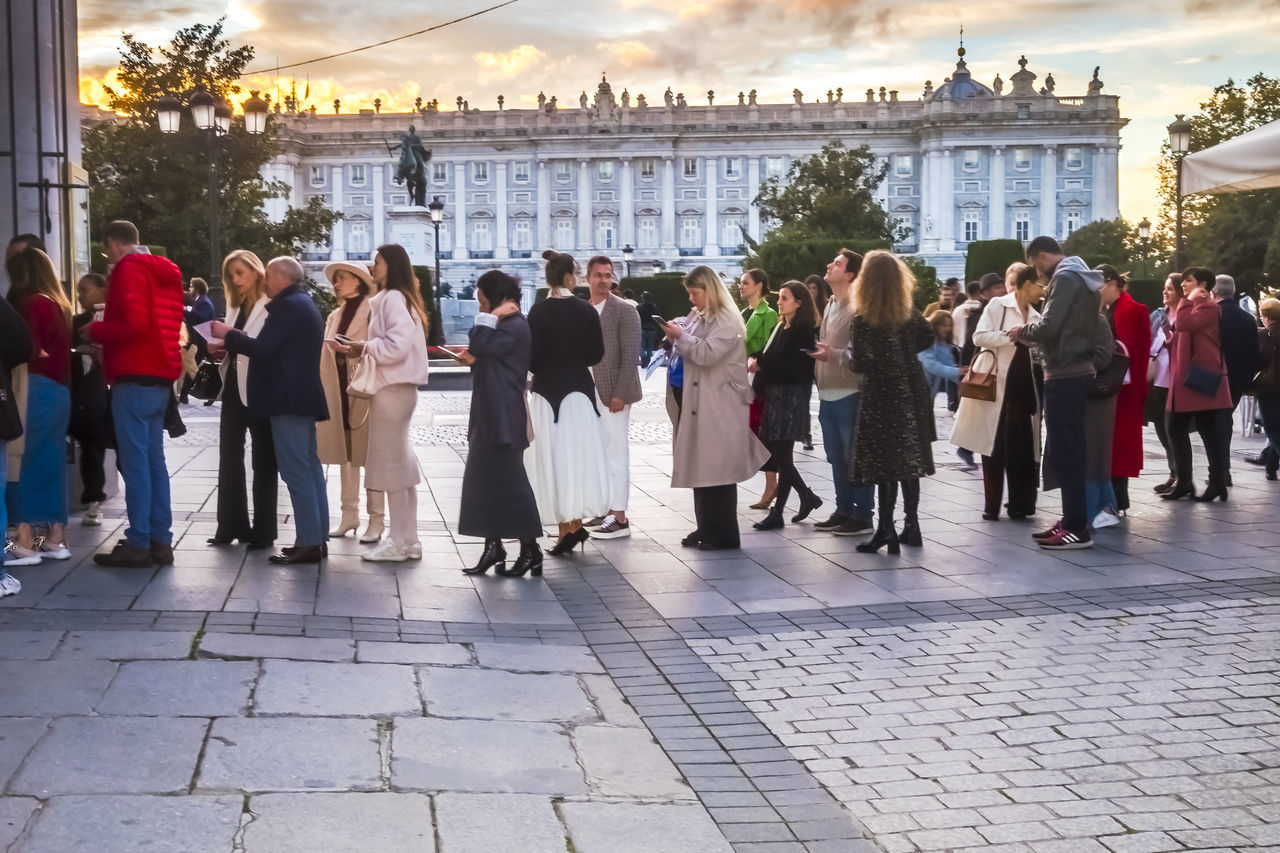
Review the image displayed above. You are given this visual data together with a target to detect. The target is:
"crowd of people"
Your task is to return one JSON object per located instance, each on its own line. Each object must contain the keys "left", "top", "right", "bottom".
{"left": 2, "top": 221, "right": 1277, "bottom": 593}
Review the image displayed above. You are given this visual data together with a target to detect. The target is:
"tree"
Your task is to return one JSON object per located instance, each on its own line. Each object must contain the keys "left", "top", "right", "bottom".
{"left": 753, "top": 142, "right": 897, "bottom": 243}
{"left": 1062, "top": 218, "right": 1132, "bottom": 268}
{"left": 1156, "top": 73, "right": 1280, "bottom": 293}
{"left": 82, "top": 20, "right": 337, "bottom": 287}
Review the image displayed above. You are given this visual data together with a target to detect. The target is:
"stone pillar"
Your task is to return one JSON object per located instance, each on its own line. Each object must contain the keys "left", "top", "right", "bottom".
{"left": 661, "top": 155, "right": 676, "bottom": 251}
{"left": 620, "top": 157, "right": 635, "bottom": 248}
{"left": 537, "top": 160, "right": 551, "bottom": 250}
{"left": 495, "top": 161, "right": 509, "bottom": 259}
{"left": 372, "top": 164, "right": 386, "bottom": 249}
{"left": 939, "top": 148, "right": 955, "bottom": 252}
{"left": 747, "top": 156, "right": 761, "bottom": 240}
{"left": 918, "top": 147, "right": 938, "bottom": 253}
{"left": 990, "top": 146, "right": 1006, "bottom": 240}
{"left": 577, "top": 158, "right": 592, "bottom": 251}
{"left": 330, "top": 166, "right": 346, "bottom": 260}
{"left": 703, "top": 156, "right": 719, "bottom": 256}
{"left": 1097, "top": 146, "right": 1120, "bottom": 222}
{"left": 454, "top": 162, "right": 468, "bottom": 257}
{"left": 1041, "top": 145, "right": 1058, "bottom": 238}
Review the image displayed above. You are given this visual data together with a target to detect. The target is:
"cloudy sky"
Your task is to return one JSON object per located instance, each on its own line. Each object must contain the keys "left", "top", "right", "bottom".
{"left": 78, "top": 0, "right": 1280, "bottom": 226}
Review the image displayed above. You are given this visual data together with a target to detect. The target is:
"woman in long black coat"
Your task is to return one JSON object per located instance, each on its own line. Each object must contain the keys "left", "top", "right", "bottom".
{"left": 457, "top": 270, "right": 543, "bottom": 577}
{"left": 847, "top": 251, "right": 936, "bottom": 554}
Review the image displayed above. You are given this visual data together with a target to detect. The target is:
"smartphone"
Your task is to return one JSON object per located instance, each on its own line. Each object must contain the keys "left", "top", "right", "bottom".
{"left": 652, "top": 314, "right": 668, "bottom": 326}
{"left": 437, "top": 346, "right": 468, "bottom": 362}
{"left": 334, "top": 333, "right": 354, "bottom": 345}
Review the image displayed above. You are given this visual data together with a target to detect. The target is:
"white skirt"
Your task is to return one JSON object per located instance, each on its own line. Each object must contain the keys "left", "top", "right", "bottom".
{"left": 524, "top": 391, "right": 610, "bottom": 525}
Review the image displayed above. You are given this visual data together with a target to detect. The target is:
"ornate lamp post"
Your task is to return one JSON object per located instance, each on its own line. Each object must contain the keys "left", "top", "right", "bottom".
{"left": 621, "top": 243, "right": 634, "bottom": 278}
{"left": 156, "top": 88, "right": 268, "bottom": 310}
{"left": 1137, "top": 216, "right": 1152, "bottom": 280}
{"left": 1167, "top": 114, "right": 1192, "bottom": 272}
{"left": 428, "top": 195, "right": 445, "bottom": 344}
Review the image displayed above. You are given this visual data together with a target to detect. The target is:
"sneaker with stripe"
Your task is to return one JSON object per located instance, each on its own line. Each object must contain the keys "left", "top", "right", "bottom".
{"left": 1038, "top": 528, "right": 1093, "bottom": 550}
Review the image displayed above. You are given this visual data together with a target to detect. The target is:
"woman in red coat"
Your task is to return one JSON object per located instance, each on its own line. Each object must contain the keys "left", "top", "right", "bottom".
{"left": 1163, "top": 267, "right": 1234, "bottom": 502}
{"left": 1099, "top": 266, "right": 1151, "bottom": 516}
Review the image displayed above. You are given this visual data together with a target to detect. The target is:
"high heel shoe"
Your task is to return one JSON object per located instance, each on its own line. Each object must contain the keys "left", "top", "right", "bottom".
{"left": 207, "top": 536, "right": 237, "bottom": 546}
{"left": 1160, "top": 483, "right": 1197, "bottom": 501}
{"left": 329, "top": 517, "right": 359, "bottom": 538}
{"left": 545, "top": 528, "right": 589, "bottom": 556}
{"left": 463, "top": 539, "right": 506, "bottom": 575}
{"left": 498, "top": 542, "right": 543, "bottom": 578}
{"left": 1194, "top": 483, "right": 1228, "bottom": 503}
{"left": 1153, "top": 477, "right": 1175, "bottom": 494}
{"left": 856, "top": 525, "right": 900, "bottom": 555}
{"left": 791, "top": 491, "right": 823, "bottom": 523}
{"left": 749, "top": 496, "right": 774, "bottom": 510}
{"left": 753, "top": 507, "right": 785, "bottom": 531}
{"left": 900, "top": 518, "right": 922, "bottom": 547}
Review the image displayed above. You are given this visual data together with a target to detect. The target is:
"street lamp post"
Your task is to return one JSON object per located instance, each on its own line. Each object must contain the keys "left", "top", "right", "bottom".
{"left": 1167, "top": 114, "right": 1192, "bottom": 272}
{"left": 156, "top": 88, "right": 268, "bottom": 312}
{"left": 1137, "top": 216, "right": 1152, "bottom": 280}
{"left": 428, "top": 195, "right": 445, "bottom": 345}
{"left": 621, "top": 243, "right": 634, "bottom": 279}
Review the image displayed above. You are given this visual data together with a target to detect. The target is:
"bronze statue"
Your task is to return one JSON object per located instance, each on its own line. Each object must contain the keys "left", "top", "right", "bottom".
{"left": 390, "top": 125, "right": 431, "bottom": 207}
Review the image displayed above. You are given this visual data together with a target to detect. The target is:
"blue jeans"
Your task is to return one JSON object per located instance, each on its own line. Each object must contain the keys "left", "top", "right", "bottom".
{"left": 818, "top": 394, "right": 875, "bottom": 522}
{"left": 1044, "top": 375, "right": 1092, "bottom": 536}
{"left": 112, "top": 383, "right": 173, "bottom": 548}
{"left": 270, "top": 415, "right": 329, "bottom": 547}
{"left": 1086, "top": 479, "right": 1117, "bottom": 522}
{"left": 18, "top": 374, "right": 70, "bottom": 525}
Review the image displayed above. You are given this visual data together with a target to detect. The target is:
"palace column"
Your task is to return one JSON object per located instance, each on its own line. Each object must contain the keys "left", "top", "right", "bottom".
{"left": 330, "top": 166, "right": 346, "bottom": 260}
{"left": 661, "top": 155, "right": 677, "bottom": 252}
{"left": 536, "top": 160, "right": 551, "bottom": 250}
{"left": 939, "top": 147, "right": 956, "bottom": 252}
{"left": 495, "top": 160, "right": 509, "bottom": 259}
{"left": 577, "top": 158, "right": 592, "bottom": 251}
{"left": 1041, "top": 145, "right": 1058, "bottom": 238}
{"left": 747, "top": 156, "right": 761, "bottom": 240}
{"left": 620, "top": 157, "right": 635, "bottom": 248}
{"left": 372, "top": 163, "right": 386, "bottom": 249}
{"left": 703, "top": 156, "right": 719, "bottom": 256}
{"left": 454, "top": 161, "right": 468, "bottom": 257}
{"left": 989, "top": 146, "right": 1006, "bottom": 240}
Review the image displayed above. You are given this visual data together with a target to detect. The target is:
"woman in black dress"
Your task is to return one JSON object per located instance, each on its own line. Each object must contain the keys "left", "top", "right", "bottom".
{"left": 457, "top": 270, "right": 543, "bottom": 577}
{"left": 524, "top": 251, "right": 609, "bottom": 556}
{"left": 847, "top": 251, "right": 936, "bottom": 554}
{"left": 750, "top": 281, "right": 822, "bottom": 530}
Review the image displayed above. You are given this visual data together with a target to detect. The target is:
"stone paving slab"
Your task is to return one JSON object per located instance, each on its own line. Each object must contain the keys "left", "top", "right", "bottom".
{"left": 0, "top": 660, "right": 117, "bottom": 716}
{"left": 254, "top": 660, "right": 421, "bottom": 716}
{"left": 198, "top": 632, "right": 355, "bottom": 662}
{"left": 54, "top": 629, "right": 196, "bottom": 659}
{"left": 433, "top": 792, "right": 568, "bottom": 853}
{"left": 356, "top": 640, "right": 472, "bottom": 665}
{"left": 198, "top": 717, "right": 382, "bottom": 792}
{"left": 471, "top": 640, "right": 604, "bottom": 673}
{"left": 0, "top": 720, "right": 49, "bottom": 788}
{"left": 0, "top": 797, "right": 37, "bottom": 849}
{"left": 13, "top": 794, "right": 241, "bottom": 853}
{"left": 572, "top": 723, "right": 695, "bottom": 799}
{"left": 391, "top": 717, "right": 587, "bottom": 794}
{"left": 243, "top": 792, "right": 435, "bottom": 852}
{"left": 95, "top": 660, "right": 256, "bottom": 716}
{"left": 419, "top": 666, "right": 596, "bottom": 723}
{"left": 560, "top": 802, "right": 735, "bottom": 853}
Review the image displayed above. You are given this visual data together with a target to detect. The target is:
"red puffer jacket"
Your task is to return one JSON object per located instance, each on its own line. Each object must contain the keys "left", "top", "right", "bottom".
{"left": 90, "top": 252, "right": 184, "bottom": 384}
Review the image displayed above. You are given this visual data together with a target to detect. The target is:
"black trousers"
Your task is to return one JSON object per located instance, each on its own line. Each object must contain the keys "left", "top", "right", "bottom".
{"left": 981, "top": 404, "right": 1039, "bottom": 517}
{"left": 766, "top": 439, "right": 810, "bottom": 511}
{"left": 1167, "top": 408, "right": 1231, "bottom": 489}
{"left": 1043, "top": 375, "right": 1092, "bottom": 535}
{"left": 693, "top": 484, "right": 739, "bottom": 549}
{"left": 1148, "top": 386, "right": 1175, "bottom": 479}
{"left": 77, "top": 433, "right": 108, "bottom": 504}
{"left": 216, "top": 388, "right": 279, "bottom": 543}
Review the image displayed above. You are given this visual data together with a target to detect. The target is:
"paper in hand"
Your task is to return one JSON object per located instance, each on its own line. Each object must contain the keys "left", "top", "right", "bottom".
{"left": 192, "top": 320, "right": 223, "bottom": 346}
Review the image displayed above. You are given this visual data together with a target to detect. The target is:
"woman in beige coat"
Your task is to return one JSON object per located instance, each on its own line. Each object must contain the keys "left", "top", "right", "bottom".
{"left": 319, "top": 262, "right": 385, "bottom": 542}
{"left": 952, "top": 264, "right": 1045, "bottom": 520}
{"left": 661, "top": 266, "right": 770, "bottom": 551}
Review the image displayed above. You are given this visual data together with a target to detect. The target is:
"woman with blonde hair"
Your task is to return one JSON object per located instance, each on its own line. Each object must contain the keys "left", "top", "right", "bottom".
{"left": 846, "top": 250, "right": 935, "bottom": 554}
{"left": 1004, "top": 261, "right": 1028, "bottom": 294}
{"left": 208, "top": 249, "right": 278, "bottom": 550}
{"left": 660, "top": 266, "right": 770, "bottom": 550}
{"left": 318, "top": 261, "right": 384, "bottom": 543}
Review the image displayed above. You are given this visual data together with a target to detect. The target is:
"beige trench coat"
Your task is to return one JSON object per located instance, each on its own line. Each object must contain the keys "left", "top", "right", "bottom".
{"left": 950, "top": 292, "right": 1042, "bottom": 458}
{"left": 665, "top": 309, "right": 770, "bottom": 489}
{"left": 318, "top": 297, "right": 372, "bottom": 466}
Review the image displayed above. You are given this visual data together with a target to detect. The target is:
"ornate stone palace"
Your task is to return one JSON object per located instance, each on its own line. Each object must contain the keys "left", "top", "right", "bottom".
{"left": 260, "top": 49, "right": 1126, "bottom": 285}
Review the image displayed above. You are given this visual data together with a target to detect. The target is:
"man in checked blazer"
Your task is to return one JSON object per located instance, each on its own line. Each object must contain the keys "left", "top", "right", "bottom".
{"left": 584, "top": 255, "right": 643, "bottom": 538}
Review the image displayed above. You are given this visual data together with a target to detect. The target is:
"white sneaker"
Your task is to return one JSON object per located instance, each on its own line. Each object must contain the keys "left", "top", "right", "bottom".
{"left": 405, "top": 542, "right": 423, "bottom": 560}
{"left": 3, "top": 544, "right": 41, "bottom": 566}
{"left": 1091, "top": 509, "right": 1121, "bottom": 529}
{"left": 0, "top": 573, "right": 20, "bottom": 597}
{"left": 362, "top": 539, "right": 409, "bottom": 562}
{"left": 37, "top": 539, "right": 72, "bottom": 561}
{"left": 83, "top": 502, "right": 102, "bottom": 526}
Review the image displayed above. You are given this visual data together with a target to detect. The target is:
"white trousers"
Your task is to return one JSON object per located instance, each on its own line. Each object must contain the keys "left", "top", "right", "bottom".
{"left": 599, "top": 404, "right": 631, "bottom": 512}
{"left": 338, "top": 463, "right": 385, "bottom": 527}
{"left": 387, "top": 486, "right": 419, "bottom": 547}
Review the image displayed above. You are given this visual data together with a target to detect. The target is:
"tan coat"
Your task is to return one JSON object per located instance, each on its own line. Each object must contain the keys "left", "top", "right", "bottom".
{"left": 951, "top": 292, "right": 1042, "bottom": 458}
{"left": 666, "top": 309, "right": 770, "bottom": 489}
{"left": 318, "top": 297, "right": 372, "bottom": 466}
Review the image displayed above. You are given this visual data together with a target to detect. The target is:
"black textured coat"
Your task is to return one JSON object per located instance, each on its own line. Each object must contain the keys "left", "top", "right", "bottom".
{"left": 847, "top": 310, "right": 936, "bottom": 483}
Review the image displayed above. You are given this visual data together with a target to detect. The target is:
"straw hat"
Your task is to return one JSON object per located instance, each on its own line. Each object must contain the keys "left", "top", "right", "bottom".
{"left": 324, "top": 261, "right": 375, "bottom": 292}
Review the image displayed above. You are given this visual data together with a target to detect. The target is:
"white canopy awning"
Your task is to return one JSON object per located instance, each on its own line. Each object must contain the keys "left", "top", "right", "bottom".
{"left": 1181, "top": 119, "right": 1280, "bottom": 196}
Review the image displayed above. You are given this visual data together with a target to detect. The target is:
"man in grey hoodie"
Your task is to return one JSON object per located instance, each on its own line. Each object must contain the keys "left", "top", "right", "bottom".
{"left": 1007, "top": 236, "right": 1104, "bottom": 550}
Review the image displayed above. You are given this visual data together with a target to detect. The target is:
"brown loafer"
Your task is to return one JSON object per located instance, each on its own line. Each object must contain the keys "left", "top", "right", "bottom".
{"left": 268, "top": 545, "right": 324, "bottom": 564}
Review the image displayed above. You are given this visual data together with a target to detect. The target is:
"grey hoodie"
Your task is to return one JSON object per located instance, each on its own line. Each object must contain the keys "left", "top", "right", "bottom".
{"left": 1015, "top": 255, "right": 1103, "bottom": 375}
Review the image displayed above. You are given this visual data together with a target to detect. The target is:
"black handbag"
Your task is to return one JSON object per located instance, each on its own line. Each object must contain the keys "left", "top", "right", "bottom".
{"left": 1182, "top": 333, "right": 1224, "bottom": 397}
{"left": 189, "top": 361, "right": 223, "bottom": 401}
{"left": 0, "top": 377, "right": 21, "bottom": 441}
{"left": 1089, "top": 341, "right": 1131, "bottom": 399}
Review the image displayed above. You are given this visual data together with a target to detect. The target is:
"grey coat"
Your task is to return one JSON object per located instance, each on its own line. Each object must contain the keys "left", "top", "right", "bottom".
{"left": 666, "top": 309, "right": 770, "bottom": 489}
{"left": 592, "top": 293, "right": 643, "bottom": 405}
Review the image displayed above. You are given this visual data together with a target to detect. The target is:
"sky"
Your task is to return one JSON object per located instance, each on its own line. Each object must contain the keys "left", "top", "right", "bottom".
{"left": 77, "top": 0, "right": 1280, "bottom": 228}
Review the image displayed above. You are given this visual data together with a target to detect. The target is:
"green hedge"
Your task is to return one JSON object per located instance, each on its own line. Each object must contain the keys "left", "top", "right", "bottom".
{"left": 89, "top": 242, "right": 168, "bottom": 275}
{"left": 964, "top": 239, "right": 1025, "bottom": 283}
{"left": 745, "top": 237, "right": 890, "bottom": 289}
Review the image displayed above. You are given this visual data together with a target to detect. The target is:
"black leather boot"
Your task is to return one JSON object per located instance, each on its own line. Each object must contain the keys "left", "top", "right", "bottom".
{"left": 464, "top": 539, "right": 507, "bottom": 575}
{"left": 498, "top": 540, "right": 543, "bottom": 577}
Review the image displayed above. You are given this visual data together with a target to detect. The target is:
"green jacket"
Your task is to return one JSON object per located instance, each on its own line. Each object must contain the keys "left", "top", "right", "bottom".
{"left": 743, "top": 300, "right": 779, "bottom": 357}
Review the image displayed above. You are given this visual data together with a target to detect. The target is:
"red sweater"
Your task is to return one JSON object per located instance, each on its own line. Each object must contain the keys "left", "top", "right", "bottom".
{"left": 89, "top": 252, "right": 184, "bottom": 384}
{"left": 18, "top": 294, "right": 71, "bottom": 385}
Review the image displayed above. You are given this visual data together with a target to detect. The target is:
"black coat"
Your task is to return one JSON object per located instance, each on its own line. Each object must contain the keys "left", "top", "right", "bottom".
{"left": 1219, "top": 298, "right": 1260, "bottom": 401}
{"left": 0, "top": 296, "right": 33, "bottom": 379}
{"left": 467, "top": 313, "right": 532, "bottom": 449}
{"left": 225, "top": 283, "right": 329, "bottom": 421}
{"left": 70, "top": 311, "right": 109, "bottom": 441}
{"left": 753, "top": 323, "right": 816, "bottom": 391}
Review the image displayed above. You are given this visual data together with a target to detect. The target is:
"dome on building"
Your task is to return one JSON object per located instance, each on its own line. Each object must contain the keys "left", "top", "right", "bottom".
{"left": 931, "top": 48, "right": 994, "bottom": 101}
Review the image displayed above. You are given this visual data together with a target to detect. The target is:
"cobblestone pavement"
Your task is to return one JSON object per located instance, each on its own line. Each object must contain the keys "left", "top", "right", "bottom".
{"left": 0, "top": 375, "right": 1277, "bottom": 851}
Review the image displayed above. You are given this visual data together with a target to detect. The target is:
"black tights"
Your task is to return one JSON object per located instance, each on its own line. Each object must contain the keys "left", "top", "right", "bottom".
{"left": 767, "top": 439, "right": 811, "bottom": 511}
{"left": 875, "top": 478, "right": 920, "bottom": 530}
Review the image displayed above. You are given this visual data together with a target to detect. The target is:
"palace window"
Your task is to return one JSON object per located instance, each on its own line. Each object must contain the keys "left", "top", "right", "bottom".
{"left": 1014, "top": 148, "right": 1032, "bottom": 171}
{"left": 893, "top": 154, "right": 913, "bottom": 177}
{"left": 962, "top": 150, "right": 980, "bottom": 172}
{"left": 597, "top": 219, "right": 617, "bottom": 250}
{"left": 680, "top": 217, "right": 701, "bottom": 249}
{"left": 639, "top": 158, "right": 656, "bottom": 180}
{"left": 513, "top": 161, "right": 530, "bottom": 183}
{"left": 963, "top": 211, "right": 981, "bottom": 243}
{"left": 894, "top": 185, "right": 914, "bottom": 197}
{"left": 961, "top": 181, "right": 981, "bottom": 193}
{"left": 1013, "top": 180, "right": 1033, "bottom": 193}
{"left": 471, "top": 220, "right": 492, "bottom": 251}
{"left": 555, "top": 161, "right": 572, "bottom": 182}
{"left": 1065, "top": 210, "right": 1083, "bottom": 237}
{"left": 349, "top": 164, "right": 366, "bottom": 186}
{"left": 893, "top": 216, "right": 913, "bottom": 244}
{"left": 555, "top": 218, "right": 575, "bottom": 250}
{"left": 765, "top": 156, "right": 785, "bottom": 179}
{"left": 511, "top": 219, "right": 532, "bottom": 251}
{"left": 1064, "top": 179, "right": 1084, "bottom": 190}
{"left": 1065, "top": 147, "right": 1084, "bottom": 170}
{"left": 1016, "top": 103, "right": 1031, "bottom": 119}
{"left": 433, "top": 162, "right": 448, "bottom": 183}
{"left": 309, "top": 166, "right": 325, "bottom": 187}
{"left": 682, "top": 157, "right": 699, "bottom": 179}
{"left": 638, "top": 217, "right": 658, "bottom": 249}
{"left": 1014, "top": 211, "right": 1032, "bottom": 242}
{"left": 724, "top": 157, "right": 741, "bottom": 179}
{"left": 348, "top": 222, "right": 369, "bottom": 255}
{"left": 721, "top": 217, "right": 744, "bottom": 249}
{"left": 598, "top": 161, "right": 615, "bottom": 182}
{"left": 472, "top": 162, "right": 489, "bottom": 183}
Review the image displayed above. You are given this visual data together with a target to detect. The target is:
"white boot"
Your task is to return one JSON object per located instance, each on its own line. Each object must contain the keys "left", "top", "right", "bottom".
{"left": 361, "top": 488, "right": 386, "bottom": 543}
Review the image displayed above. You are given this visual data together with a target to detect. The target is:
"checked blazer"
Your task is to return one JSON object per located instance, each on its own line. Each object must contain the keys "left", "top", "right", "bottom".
{"left": 591, "top": 293, "right": 643, "bottom": 406}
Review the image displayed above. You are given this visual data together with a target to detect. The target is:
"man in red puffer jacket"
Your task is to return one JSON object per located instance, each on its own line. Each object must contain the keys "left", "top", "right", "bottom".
{"left": 84, "top": 220, "right": 184, "bottom": 568}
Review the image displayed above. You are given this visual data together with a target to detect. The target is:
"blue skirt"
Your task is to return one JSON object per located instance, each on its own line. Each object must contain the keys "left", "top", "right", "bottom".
{"left": 18, "top": 374, "right": 70, "bottom": 525}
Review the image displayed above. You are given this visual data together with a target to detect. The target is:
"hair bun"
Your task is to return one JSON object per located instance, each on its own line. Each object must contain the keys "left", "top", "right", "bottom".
{"left": 541, "top": 249, "right": 559, "bottom": 262}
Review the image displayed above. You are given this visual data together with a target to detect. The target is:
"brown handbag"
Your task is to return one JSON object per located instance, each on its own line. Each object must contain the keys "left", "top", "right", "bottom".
{"left": 959, "top": 349, "right": 998, "bottom": 402}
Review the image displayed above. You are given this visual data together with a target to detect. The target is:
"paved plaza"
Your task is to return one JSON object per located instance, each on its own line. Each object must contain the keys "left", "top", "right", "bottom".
{"left": 0, "top": 374, "right": 1277, "bottom": 852}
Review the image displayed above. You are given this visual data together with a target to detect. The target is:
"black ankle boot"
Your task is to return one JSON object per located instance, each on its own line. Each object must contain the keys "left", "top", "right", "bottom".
{"left": 900, "top": 517, "right": 922, "bottom": 547}
{"left": 463, "top": 539, "right": 506, "bottom": 575}
{"left": 856, "top": 523, "right": 900, "bottom": 555}
{"left": 498, "top": 540, "right": 543, "bottom": 577}
{"left": 791, "top": 490, "right": 823, "bottom": 523}
{"left": 753, "top": 507, "right": 785, "bottom": 531}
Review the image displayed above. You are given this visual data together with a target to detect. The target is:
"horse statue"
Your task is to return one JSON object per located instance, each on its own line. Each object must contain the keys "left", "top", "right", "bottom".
{"left": 391, "top": 125, "right": 431, "bottom": 207}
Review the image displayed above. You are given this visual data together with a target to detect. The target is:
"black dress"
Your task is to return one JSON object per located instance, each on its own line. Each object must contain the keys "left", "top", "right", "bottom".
{"left": 754, "top": 324, "right": 816, "bottom": 442}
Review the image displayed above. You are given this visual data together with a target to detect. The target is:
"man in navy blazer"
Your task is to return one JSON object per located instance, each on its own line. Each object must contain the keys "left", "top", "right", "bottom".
{"left": 212, "top": 257, "right": 330, "bottom": 564}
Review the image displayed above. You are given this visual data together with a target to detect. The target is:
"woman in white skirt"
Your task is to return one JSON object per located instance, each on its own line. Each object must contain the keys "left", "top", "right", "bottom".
{"left": 525, "top": 250, "right": 610, "bottom": 556}
{"left": 341, "top": 243, "right": 431, "bottom": 562}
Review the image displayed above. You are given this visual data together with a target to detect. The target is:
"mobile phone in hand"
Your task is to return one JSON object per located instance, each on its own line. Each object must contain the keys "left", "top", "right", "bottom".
{"left": 652, "top": 314, "right": 668, "bottom": 326}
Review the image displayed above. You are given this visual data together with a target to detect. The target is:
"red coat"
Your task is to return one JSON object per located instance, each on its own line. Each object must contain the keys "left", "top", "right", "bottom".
{"left": 89, "top": 252, "right": 184, "bottom": 384}
{"left": 1110, "top": 291, "right": 1152, "bottom": 477}
{"left": 1167, "top": 296, "right": 1233, "bottom": 413}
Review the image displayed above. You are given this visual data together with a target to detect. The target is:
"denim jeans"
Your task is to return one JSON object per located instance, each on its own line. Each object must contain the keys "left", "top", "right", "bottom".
{"left": 270, "top": 414, "right": 329, "bottom": 547}
{"left": 1043, "top": 375, "right": 1092, "bottom": 535}
{"left": 18, "top": 374, "right": 70, "bottom": 525}
{"left": 112, "top": 383, "right": 173, "bottom": 548}
{"left": 817, "top": 394, "right": 875, "bottom": 522}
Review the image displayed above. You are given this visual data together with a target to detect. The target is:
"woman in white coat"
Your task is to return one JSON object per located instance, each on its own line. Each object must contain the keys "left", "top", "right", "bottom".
{"left": 952, "top": 264, "right": 1045, "bottom": 520}
{"left": 209, "top": 250, "right": 277, "bottom": 549}
{"left": 341, "top": 244, "right": 431, "bottom": 562}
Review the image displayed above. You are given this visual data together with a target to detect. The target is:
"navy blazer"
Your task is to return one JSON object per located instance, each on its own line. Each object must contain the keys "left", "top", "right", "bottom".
{"left": 1219, "top": 298, "right": 1260, "bottom": 399}
{"left": 467, "top": 313, "right": 531, "bottom": 449}
{"left": 224, "top": 283, "right": 329, "bottom": 421}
